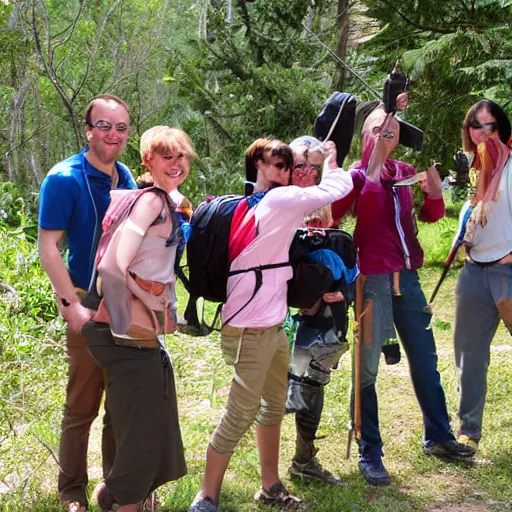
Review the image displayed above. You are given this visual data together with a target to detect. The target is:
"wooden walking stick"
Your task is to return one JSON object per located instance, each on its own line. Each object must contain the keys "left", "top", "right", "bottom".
{"left": 346, "top": 274, "right": 373, "bottom": 458}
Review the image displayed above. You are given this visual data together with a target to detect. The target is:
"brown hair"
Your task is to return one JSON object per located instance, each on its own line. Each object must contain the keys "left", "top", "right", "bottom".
{"left": 82, "top": 94, "right": 130, "bottom": 126}
{"left": 244, "top": 138, "right": 293, "bottom": 186}
{"left": 461, "top": 99, "right": 511, "bottom": 153}
{"left": 140, "top": 126, "right": 197, "bottom": 163}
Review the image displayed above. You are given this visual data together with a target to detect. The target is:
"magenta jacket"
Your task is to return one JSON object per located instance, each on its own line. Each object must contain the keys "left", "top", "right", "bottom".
{"left": 331, "top": 167, "right": 445, "bottom": 276}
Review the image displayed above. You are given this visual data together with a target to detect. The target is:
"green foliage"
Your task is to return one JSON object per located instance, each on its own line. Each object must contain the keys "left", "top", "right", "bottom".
{"left": 163, "top": 0, "right": 340, "bottom": 203}
{"left": 355, "top": 0, "right": 512, "bottom": 172}
{"left": 0, "top": 221, "right": 63, "bottom": 469}
{"left": 0, "top": 181, "right": 39, "bottom": 238}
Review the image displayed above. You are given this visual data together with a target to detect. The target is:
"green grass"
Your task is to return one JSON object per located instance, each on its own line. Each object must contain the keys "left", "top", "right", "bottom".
{"left": 1, "top": 218, "right": 512, "bottom": 511}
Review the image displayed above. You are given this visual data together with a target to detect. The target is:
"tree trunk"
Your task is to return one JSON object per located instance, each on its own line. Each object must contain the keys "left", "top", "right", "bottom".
{"left": 334, "top": 0, "right": 350, "bottom": 91}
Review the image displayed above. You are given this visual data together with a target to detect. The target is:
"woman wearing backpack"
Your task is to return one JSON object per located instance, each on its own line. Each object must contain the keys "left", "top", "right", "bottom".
{"left": 84, "top": 127, "right": 196, "bottom": 512}
{"left": 189, "top": 138, "right": 353, "bottom": 512}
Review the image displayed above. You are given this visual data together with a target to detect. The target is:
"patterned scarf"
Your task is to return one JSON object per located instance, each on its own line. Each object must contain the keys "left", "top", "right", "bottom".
{"left": 466, "top": 136, "right": 512, "bottom": 231}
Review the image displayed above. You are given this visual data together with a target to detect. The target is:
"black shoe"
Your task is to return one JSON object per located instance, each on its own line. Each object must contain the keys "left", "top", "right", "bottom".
{"left": 358, "top": 458, "right": 391, "bottom": 486}
{"left": 423, "top": 439, "right": 476, "bottom": 461}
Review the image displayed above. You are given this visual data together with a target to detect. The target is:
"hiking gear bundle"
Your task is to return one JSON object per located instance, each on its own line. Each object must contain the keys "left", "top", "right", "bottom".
{"left": 287, "top": 228, "right": 357, "bottom": 309}
{"left": 286, "top": 228, "right": 357, "bottom": 414}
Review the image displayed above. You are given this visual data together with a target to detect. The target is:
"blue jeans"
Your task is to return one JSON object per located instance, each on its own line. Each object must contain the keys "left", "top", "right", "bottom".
{"left": 359, "top": 270, "right": 455, "bottom": 460}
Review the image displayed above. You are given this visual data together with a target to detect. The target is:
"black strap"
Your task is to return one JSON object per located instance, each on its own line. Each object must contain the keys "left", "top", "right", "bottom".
{"left": 175, "top": 265, "right": 190, "bottom": 292}
{"left": 228, "top": 261, "right": 290, "bottom": 277}
{"left": 197, "top": 261, "right": 291, "bottom": 333}
{"left": 222, "top": 261, "right": 290, "bottom": 327}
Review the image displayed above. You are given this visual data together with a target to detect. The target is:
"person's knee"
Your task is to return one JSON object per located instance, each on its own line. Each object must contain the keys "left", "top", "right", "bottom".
{"left": 210, "top": 402, "right": 259, "bottom": 453}
{"left": 61, "top": 405, "right": 100, "bottom": 430}
{"left": 254, "top": 405, "right": 284, "bottom": 427}
{"left": 361, "top": 370, "right": 377, "bottom": 389}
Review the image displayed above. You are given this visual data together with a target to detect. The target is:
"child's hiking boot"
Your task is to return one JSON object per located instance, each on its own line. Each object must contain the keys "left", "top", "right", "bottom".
{"left": 254, "top": 480, "right": 303, "bottom": 510}
{"left": 289, "top": 456, "right": 345, "bottom": 486}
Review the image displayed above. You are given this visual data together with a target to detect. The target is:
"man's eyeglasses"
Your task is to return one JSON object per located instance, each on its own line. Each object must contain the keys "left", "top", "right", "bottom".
{"left": 469, "top": 121, "right": 497, "bottom": 132}
{"left": 293, "top": 162, "right": 322, "bottom": 174}
{"left": 87, "top": 120, "right": 129, "bottom": 133}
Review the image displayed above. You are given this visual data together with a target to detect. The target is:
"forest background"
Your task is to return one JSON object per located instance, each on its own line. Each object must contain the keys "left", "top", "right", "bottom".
{"left": 1, "top": 0, "right": 512, "bottom": 511}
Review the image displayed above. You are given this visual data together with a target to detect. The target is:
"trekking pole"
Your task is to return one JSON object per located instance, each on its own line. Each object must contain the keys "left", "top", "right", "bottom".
{"left": 302, "top": 24, "right": 381, "bottom": 100}
{"left": 346, "top": 274, "right": 371, "bottom": 458}
{"left": 426, "top": 203, "right": 473, "bottom": 313}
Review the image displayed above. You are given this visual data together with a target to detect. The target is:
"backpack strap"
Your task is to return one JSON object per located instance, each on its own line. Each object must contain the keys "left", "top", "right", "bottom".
{"left": 222, "top": 261, "right": 290, "bottom": 326}
{"left": 201, "top": 261, "right": 292, "bottom": 332}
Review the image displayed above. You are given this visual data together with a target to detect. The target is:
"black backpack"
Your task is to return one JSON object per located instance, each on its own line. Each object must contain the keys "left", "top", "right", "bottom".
{"left": 186, "top": 195, "right": 242, "bottom": 304}
{"left": 181, "top": 194, "right": 289, "bottom": 334}
{"left": 287, "top": 228, "right": 357, "bottom": 309}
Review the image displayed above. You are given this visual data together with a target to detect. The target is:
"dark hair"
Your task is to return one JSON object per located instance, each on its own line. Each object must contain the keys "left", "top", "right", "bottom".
{"left": 462, "top": 99, "right": 511, "bottom": 152}
{"left": 82, "top": 94, "right": 130, "bottom": 127}
{"left": 244, "top": 138, "right": 293, "bottom": 195}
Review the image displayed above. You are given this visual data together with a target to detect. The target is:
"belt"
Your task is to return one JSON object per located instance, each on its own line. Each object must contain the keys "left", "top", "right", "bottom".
{"left": 471, "top": 258, "right": 502, "bottom": 268}
{"left": 129, "top": 272, "right": 166, "bottom": 296}
{"left": 113, "top": 337, "right": 159, "bottom": 349}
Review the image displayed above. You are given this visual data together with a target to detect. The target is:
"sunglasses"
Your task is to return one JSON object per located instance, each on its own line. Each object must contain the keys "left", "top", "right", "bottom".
{"left": 88, "top": 120, "right": 129, "bottom": 133}
{"left": 293, "top": 162, "right": 322, "bottom": 174}
{"left": 469, "top": 121, "right": 497, "bottom": 131}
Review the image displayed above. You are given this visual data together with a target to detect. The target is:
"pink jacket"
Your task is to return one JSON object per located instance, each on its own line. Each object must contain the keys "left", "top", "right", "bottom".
{"left": 222, "top": 169, "right": 353, "bottom": 328}
{"left": 331, "top": 168, "right": 444, "bottom": 276}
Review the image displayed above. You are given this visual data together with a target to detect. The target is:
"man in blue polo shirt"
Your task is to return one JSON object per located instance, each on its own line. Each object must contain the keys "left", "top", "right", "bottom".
{"left": 38, "top": 95, "right": 136, "bottom": 512}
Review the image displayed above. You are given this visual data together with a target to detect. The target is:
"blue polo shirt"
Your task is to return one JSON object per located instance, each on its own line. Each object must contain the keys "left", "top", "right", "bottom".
{"left": 39, "top": 149, "right": 136, "bottom": 290}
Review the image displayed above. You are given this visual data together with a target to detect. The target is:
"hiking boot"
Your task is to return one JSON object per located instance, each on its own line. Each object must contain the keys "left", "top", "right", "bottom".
{"left": 423, "top": 439, "right": 476, "bottom": 461}
{"left": 254, "top": 480, "right": 303, "bottom": 510}
{"left": 188, "top": 496, "right": 218, "bottom": 512}
{"left": 358, "top": 457, "right": 391, "bottom": 486}
{"left": 457, "top": 434, "right": 479, "bottom": 452}
{"left": 289, "top": 457, "right": 345, "bottom": 486}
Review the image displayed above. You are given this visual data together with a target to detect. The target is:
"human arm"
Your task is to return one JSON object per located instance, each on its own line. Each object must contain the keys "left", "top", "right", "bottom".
{"left": 38, "top": 172, "right": 93, "bottom": 333}
{"left": 100, "top": 191, "right": 168, "bottom": 334}
{"left": 323, "top": 291, "right": 345, "bottom": 303}
{"left": 419, "top": 165, "right": 445, "bottom": 222}
{"left": 366, "top": 113, "right": 397, "bottom": 183}
{"left": 38, "top": 228, "right": 93, "bottom": 333}
{"left": 331, "top": 170, "right": 364, "bottom": 223}
{"left": 116, "top": 192, "right": 166, "bottom": 273}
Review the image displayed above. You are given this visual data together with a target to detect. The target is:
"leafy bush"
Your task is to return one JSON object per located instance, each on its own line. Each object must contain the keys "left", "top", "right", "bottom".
{"left": 0, "top": 222, "right": 64, "bottom": 449}
{"left": 0, "top": 181, "right": 39, "bottom": 240}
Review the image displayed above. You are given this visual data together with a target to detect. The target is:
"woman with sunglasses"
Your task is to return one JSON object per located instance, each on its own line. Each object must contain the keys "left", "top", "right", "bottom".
{"left": 453, "top": 100, "right": 512, "bottom": 451}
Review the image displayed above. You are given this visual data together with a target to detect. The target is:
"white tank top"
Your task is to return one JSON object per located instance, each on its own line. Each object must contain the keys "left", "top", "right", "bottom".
{"left": 469, "top": 156, "right": 512, "bottom": 262}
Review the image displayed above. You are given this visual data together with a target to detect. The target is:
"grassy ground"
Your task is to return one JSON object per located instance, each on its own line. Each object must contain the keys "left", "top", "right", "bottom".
{"left": 1, "top": 219, "right": 512, "bottom": 511}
